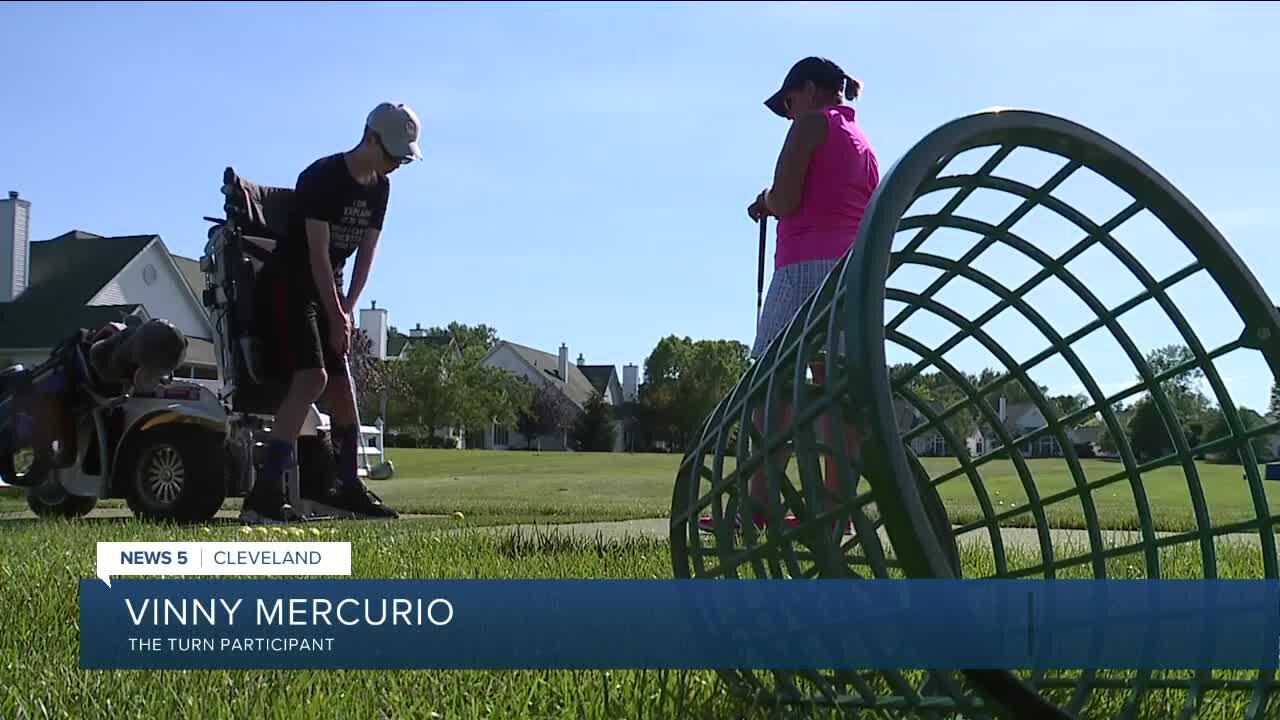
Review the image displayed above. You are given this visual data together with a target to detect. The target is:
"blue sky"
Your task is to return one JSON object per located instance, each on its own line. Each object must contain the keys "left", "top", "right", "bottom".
{"left": 2, "top": 1, "right": 1278, "bottom": 411}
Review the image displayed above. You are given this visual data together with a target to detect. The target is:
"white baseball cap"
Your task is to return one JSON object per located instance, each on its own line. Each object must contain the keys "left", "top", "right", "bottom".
{"left": 366, "top": 102, "right": 423, "bottom": 163}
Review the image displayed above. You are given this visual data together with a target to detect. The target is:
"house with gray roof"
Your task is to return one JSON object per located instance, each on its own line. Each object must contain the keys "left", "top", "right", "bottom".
{"left": 0, "top": 191, "right": 218, "bottom": 388}
{"left": 353, "top": 299, "right": 640, "bottom": 451}
{"left": 965, "top": 398, "right": 1101, "bottom": 459}
{"left": 480, "top": 340, "right": 638, "bottom": 451}
{"left": 893, "top": 394, "right": 1102, "bottom": 460}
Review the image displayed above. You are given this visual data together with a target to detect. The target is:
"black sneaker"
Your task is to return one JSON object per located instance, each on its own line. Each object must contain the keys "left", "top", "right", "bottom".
{"left": 239, "top": 487, "right": 300, "bottom": 525}
{"left": 327, "top": 483, "right": 399, "bottom": 519}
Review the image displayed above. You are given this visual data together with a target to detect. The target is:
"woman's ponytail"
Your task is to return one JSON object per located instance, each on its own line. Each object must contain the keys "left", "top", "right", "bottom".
{"left": 843, "top": 73, "right": 862, "bottom": 101}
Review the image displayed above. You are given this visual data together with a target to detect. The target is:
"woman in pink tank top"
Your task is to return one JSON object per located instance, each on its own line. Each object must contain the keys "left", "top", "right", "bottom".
{"left": 701, "top": 57, "right": 879, "bottom": 534}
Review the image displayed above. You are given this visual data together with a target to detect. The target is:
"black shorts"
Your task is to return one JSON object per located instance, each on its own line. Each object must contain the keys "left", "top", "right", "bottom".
{"left": 254, "top": 262, "right": 346, "bottom": 381}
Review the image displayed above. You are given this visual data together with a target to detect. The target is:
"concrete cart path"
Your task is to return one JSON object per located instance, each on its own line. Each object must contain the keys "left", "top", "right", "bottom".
{"left": 453, "top": 518, "right": 1280, "bottom": 553}
{"left": 4, "top": 508, "right": 1278, "bottom": 555}
{"left": 0, "top": 508, "right": 450, "bottom": 522}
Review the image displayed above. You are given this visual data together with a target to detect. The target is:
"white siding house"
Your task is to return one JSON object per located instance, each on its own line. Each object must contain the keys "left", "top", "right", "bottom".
{"left": 480, "top": 341, "right": 628, "bottom": 452}
{"left": 0, "top": 191, "right": 219, "bottom": 390}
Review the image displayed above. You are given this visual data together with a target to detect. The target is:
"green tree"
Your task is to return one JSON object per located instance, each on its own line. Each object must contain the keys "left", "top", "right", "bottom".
{"left": 1096, "top": 425, "right": 1117, "bottom": 456}
{"left": 637, "top": 335, "right": 690, "bottom": 449}
{"left": 516, "top": 379, "right": 577, "bottom": 450}
{"left": 445, "top": 344, "right": 531, "bottom": 445}
{"left": 674, "top": 339, "right": 750, "bottom": 445}
{"left": 423, "top": 322, "right": 499, "bottom": 353}
{"left": 1146, "top": 344, "right": 1204, "bottom": 393}
{"left": 390, "top": 342, "right": 454, "bottom": 444}
{"left": 1094, "top": 401, "right": 1134, "bottom": 456}
{"left": 573, "top": 391, "right": 617, "bottom": 452}
{"left": 970, "top": 367, "right": 1050, "bottom": 411}
{"left": 1127, "top": 395, "right": 1173, "bottom": 462}
{"left": 1109, "top": 346, "right": 1215, "bottom": 461}
{"left": 637, "top": 336, "right": 749, "bottom": 451}
{"left": 1269, "top": 382, "right": 1280, "bottom": 419}
{"left": 349, "top": 327, "right": 406, "bottom": 422}
{"left": 637, "top": 380, "right": 678, "bottom": 450}
{"left": 1145, "top": 344, "right": 1212, "bottom": 424}
{"left": 643, "top": 335, "right": 690, "bottom": 386}
{"left": 1203, "top": 407, "right": 1270, "bottom": 464}
{"left": 1050, "top": 393, "right": 1089, "bottom": 421}
{"left": 387, "top": 324, "right": 406, "bottom": 346}
{"left": 901, "top": 369, "right": 981, "bottom": 443}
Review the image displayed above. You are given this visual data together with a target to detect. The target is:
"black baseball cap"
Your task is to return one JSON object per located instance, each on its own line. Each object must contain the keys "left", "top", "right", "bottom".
{"left": 764, "top": 56, "right": 848, "bottom": 119}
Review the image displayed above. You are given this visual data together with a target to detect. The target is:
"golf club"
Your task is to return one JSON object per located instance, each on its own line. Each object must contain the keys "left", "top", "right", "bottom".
{"left": 757, "top": 214, "right": 767, "bottom": 325}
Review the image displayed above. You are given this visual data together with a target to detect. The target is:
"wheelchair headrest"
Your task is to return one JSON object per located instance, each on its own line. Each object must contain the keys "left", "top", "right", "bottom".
{"left": 222, "top": 166, "right": 296, "bottom": 240}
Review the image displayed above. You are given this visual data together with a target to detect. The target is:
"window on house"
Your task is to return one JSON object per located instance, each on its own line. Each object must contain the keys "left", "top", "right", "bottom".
{"left": 929, "top": 434, "right": 947, "bottom": 456}
{"left": 191, "top": 365, "right": 219, "bottom": 380}
{"left": 1039, "top": 436, "right": 1056, "bottom": 457}
{"left": 493, "top": 425, "right": 510, "bottom": 446}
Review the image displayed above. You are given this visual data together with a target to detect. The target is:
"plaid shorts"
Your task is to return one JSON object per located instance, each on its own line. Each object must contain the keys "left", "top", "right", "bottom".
{"left": 751, "top": 258, "right": 843, "bottom": 360}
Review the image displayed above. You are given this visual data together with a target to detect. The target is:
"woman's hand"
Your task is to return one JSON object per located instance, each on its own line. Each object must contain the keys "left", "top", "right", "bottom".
{"left": 747, "top": 189, "right": 772, "bottom": 222}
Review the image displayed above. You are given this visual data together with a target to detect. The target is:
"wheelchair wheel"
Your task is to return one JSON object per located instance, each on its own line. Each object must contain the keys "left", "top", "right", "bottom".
{"left": 26, "top": 489, "right": 96, "bottom": 519}
{"left": 123, "top": 425, "right": 226, "bottom": 523}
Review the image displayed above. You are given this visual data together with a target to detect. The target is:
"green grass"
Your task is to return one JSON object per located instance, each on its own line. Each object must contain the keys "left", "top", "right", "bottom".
{"left": 371, "top": 449, "right": 684, "bottom": 523}
{"left": 0, "top": 519, "right": 1277, "bottom": 719}
{"left": 4, "top": 450, "right": 1278, "bottom": 535}
{"left": 0, "top": 449, "right": 681, "bottom": 524}
{"left": 920, "top": 456, "right": 1280, "bottom": 534}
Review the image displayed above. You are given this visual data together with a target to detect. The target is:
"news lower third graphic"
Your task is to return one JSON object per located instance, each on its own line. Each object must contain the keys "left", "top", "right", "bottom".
{"left": 81, "top": 543, "right": 1280, "bottom": 671}
{"left": 94, "top": 541, "right": 352, "bottom": 586}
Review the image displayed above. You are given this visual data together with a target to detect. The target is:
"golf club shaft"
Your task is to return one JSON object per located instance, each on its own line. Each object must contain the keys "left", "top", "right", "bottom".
{"left": 757, "top": 215, "right": 767, "bottom": 324}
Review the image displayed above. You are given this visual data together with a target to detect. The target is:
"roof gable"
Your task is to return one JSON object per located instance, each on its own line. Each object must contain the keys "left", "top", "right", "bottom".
{"left": 499, "top": 341, "right": 598, "bottom": 408}
{"left": 0, "top": 232, "right": 155, "bottom": 348}
{"left": 578, "top": 364, "right": 620, "bottom": 399}
{"left": 172, "top": 255, "right": 206, "bottom": 304}
{"left": 29, "top": 231, "right": 155, "bottom": 303}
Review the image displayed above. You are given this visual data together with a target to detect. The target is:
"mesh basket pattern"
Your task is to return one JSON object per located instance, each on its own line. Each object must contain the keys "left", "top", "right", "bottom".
{"left": 670, "top": 109, "right": 1280, "bottom": 719}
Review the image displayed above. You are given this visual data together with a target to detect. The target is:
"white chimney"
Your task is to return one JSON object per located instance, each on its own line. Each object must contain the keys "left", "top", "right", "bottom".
{"left": 623, "top": 364, "right": 639, "bottom": 402}
{"left": 0, "top": 190, "right": 31, "bottom": 302}
{"left": 409, "top": 322, "right": 426, "bottom": 338}
{"left": 576, "top": 353, "right": 585, "bottom": 366}
{"left": 359, "top": 300, "right": 388, "bottom": 359}
{"left": 558, "top": 343, "right": 569, "bottom": 382}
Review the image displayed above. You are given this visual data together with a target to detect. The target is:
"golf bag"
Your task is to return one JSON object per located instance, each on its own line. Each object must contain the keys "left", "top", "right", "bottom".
{"left": 0, "top": 333, "right": 89, "bottom": 486}
{"left": 0, "top": 318, "right": 188, "bottom": 486}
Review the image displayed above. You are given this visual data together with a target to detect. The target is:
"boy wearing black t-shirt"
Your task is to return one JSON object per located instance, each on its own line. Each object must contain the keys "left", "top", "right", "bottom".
{"left": 243, "top": 102, "right": 422, "bottom": 525}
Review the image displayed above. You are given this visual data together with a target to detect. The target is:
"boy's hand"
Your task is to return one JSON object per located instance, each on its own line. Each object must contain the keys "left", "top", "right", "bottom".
{"left": 329, "top": 311, "right": 351, "bottom": 357}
